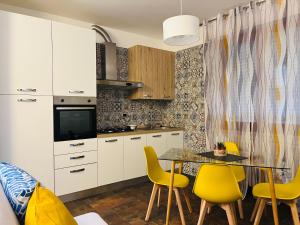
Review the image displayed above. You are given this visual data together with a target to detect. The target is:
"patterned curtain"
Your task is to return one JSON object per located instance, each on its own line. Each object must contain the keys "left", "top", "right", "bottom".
{"left": 204, "top": 0, "right": 300, "bottom": 185}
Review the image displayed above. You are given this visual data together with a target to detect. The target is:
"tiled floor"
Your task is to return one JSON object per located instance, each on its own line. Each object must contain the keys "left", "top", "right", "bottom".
{"left": 66, "top": 181, "right": 295, "bottom": 225}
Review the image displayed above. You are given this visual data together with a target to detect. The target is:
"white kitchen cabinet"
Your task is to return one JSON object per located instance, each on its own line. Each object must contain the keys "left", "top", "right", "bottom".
{"left": 124, "top": 135, "right": 147, "bottom": 180}
{"left": 0, "top": 95, "right": 54, "bottom": 190}
{"left": 146, "top": 133, "right": 168, "bottom": 170}
{"left": 166, "top": 131, "right": 184, "bottom": 149}
{"left": 52, "top": 21, "right": 96, "bottom": 97}
{"left": 55, "top": 163, "right": 97, "bottom": 196}
{"left": 54, "top": 138, "right": 97, "bottom": 156}
{"left": 165, "top": 131, "right": 184, "bottom": 170}
{"left": 98, "top": 137, "right": 124, "bottom": 186}
{"left": 0, "top": 10, "right": 52, "bottom": 95}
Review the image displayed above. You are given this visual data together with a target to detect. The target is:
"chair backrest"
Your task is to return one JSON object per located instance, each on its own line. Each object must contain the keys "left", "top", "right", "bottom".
{"left": 193, "top": 164, "right": 242, "bottom": 203}
{"left": 292, "top": 167, "right": 300, "bottom": 184}
{"left": 225, "top": 142, "right": 240, "bottom": 155}
{"left": 225, "top": 141, "right": 246, "bottom": 182}
{"left": 144, "top": 146, "right": 165, "bottom": 183}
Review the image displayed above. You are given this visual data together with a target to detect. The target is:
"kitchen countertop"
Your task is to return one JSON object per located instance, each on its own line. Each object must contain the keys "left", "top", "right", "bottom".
{"left": 97, "top": 127, "right": 184, "bottom": 138}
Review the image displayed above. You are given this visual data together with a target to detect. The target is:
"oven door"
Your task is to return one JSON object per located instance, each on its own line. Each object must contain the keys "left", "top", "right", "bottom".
{"left": 54, "top": 105, "right": 96, "bottom": 142}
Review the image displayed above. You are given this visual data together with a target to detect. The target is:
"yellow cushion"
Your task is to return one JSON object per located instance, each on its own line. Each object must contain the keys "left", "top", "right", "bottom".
{"left": 253, "top": 182, "right": 300, "bottom": 200}
{"left": 25, "top": 183, "right": 77, "bottom": 225}
{"left": 155, "top": 172, "right": 189, "bottom": 188}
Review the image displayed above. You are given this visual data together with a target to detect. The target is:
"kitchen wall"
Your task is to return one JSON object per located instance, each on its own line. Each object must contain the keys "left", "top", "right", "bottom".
{"left": 97, "top": 44, "right": 206, "bottom": 175}
{"left": 0, "top": 3, "right": 204, "bottom": 51}
{"left": 96, "top": 45, "right": 168, "bottom": 129}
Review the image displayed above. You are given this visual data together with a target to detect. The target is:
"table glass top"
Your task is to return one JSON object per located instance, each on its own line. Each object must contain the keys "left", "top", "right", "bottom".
{"left": 158, "top": 148, "right": 290, "bottom": 170}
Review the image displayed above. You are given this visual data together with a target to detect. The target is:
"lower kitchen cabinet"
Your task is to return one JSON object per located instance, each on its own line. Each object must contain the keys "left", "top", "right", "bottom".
{"left": 55, "top": 163, "right": 97, "bottom": 196}
{"left": 98, "top": 137, "right": 124, "bottom": 186}
{"left": 0, "top": 95, "right": 54, "bottom": 190}
{"left": 165, "top": 131, "right": 184, "bottom": 170}
{"left": 146, "top": 133, "right": 168, "bottom": 170}
{"left": 124, "top": 135, "right": 147, "bottom": 180}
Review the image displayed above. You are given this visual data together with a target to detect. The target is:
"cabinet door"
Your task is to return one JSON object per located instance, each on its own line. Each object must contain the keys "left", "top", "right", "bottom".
{"left": 0, "top": 11, "right": 52, "bottom": 95}
{"left": 165, "top": 131, "right": 184, "bottom": 170}
{"left": 124, "top": 135, "right": 147, "bottom": 180}
{"left": 52, "top": 21, "right": 96, "bottom": 97}
{"left": 0, "top": 95, "right": 54, "bottom": 190}
{"left": 146, "top": 133, "right": 167, "bottom": 170}
{"left": 98, "top": 137, "right": 124, "bottom": 186}
{"left": 161, "top": 51, "right": 175, "bottom": 100}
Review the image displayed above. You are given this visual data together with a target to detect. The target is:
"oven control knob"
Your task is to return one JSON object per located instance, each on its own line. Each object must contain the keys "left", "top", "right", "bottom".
{"left": 61, "top": 99, "right": 64, "bottom": 103}
{"left": 88, "top": 99, "right": 91, "bottom": 103}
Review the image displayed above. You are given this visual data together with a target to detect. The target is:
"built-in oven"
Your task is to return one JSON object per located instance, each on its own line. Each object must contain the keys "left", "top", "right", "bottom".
{"left": 53, "top": 96, "right": 97, "bottom": 142}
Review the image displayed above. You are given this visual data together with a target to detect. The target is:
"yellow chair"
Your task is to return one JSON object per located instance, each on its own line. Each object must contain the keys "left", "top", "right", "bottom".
{"left": 194, "top": 164, "right": 242, "bottom": 225}
{"left": 225, "top": 142, "right": 246, "bottom": 219}
{"left": 144, "top": 146, "right": 192, "bottom": 225}
{"left": 251, "top": 167, "right": 300, "bottom": 225}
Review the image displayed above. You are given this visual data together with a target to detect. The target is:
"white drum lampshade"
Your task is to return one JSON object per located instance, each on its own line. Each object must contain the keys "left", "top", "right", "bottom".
{"left": 163, "top": 15, "right": 200, "bottom": 46}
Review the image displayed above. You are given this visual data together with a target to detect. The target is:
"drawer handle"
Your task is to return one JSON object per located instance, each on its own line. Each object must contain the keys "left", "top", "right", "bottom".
{"left": 143, "top": 94, "right": 152, "bottom": 97}
{"left": 70, "top": 142, "right": 84, "bottom": 147}
{"left": 17, "top": 98, "right": 37, "bottom": 103}
{"left": 69, "top": 90, "right": 84, "bottom": 94}
{"left": 171, "top": 133, "right": 180, "bottom": 136}
{"left": 70, "top": 168, "right": 85, "bottom": 173}
{"left": 105, "top": 139, "right": 118, "bottom": 143}
{"left": 70, "top": 155, "right": 85, "bottom": 160}
{"left": 130, "top": 137, "right": 141, "bottom": 140}
{"left": 17, "top": 88, "right": 36, "bottom": 93}
{"left": 152, "top": 135, "right": 162, "bottom": 138}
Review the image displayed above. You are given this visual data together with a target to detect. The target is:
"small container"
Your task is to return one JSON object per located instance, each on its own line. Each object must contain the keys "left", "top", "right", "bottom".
{"left": 128, "top": 124, "right": 137, "bottom": 130}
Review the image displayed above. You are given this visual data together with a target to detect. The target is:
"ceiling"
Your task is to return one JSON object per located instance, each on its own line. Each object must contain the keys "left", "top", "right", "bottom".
{"left": 0, "top": 0, "right": 250, "bottom": 39}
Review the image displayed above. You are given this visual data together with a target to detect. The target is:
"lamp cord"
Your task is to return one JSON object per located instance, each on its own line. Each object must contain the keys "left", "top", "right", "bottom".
{"left": 180, "top": 0, "right": 183, "bottom": 15}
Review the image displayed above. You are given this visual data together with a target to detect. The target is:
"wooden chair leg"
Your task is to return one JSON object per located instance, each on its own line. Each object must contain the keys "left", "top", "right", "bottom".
{"left": 157, "top": 186, "right": 161, "bottom": 208}
{"left": 174, "top": 188, "right": 186, "bottom": 225}
{"left": 207, "top": 206, "right": 211, "bottom": 214}
{"left": 230, "top": 203, "right": 238, "bottom": 225}
{"left": 221, "top": 204, "right": 237, "bottom": 225}
{"left": 251, "top": 198, "right": 261, "bottom": 222}
{"left": 254, "top": 198, "right": 266, "bottom": 225}
{"left": 182, "top": 188, "right": 193, "bottom": 213}
{"left": 197, "top": 200, "right": 208, "bottom": 225}
{"left": 288, "top": 201, "right": 300, "bottom": 225}
{"left": 145, "top": 184, "right": 159, "bottom": 221}
{"left": 237, "top": 199, "right": 244, "bottom": 219}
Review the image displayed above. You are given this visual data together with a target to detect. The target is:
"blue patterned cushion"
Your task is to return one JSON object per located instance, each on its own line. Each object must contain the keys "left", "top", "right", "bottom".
{"left": 0, "top": 162, "right": 37, "bottom": 225}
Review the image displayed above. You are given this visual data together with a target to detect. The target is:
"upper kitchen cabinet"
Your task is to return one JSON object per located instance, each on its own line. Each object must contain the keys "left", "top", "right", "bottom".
{"left": 128, "top": 45, "right": 175, "bottom": 100}
{"left": 0, "top": 11, "right": 52, "bottom": 95}
{"left": 52, "top": 22, "right": 96, "bottom": 97}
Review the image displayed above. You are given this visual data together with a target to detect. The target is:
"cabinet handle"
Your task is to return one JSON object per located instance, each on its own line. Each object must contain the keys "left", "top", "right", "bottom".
{"left": 69, "top": 90, "right": 84, "bottom": 94}
{"left": 152, "top": 135, "right": 162, "bottom": 138}
{"left": 17, "top": 88, "right": 36, "bottom": 93}
{"left": 105, "top": 139, "right": 118, "bottom": 143}
{"left": 164, "top": 95, "right": 171, "bottom": 98}
{"left": 143, "top": 94, "right": 152, "bottom": 98}
{"left": 70, "top": 168, "right": 85, "bottom": 173}
{"left": 17, "top": 98, "right": 37, "bottom": 102}
{"left": 70, "top": 142, "right": 84, "bottom": 147}
{"left": 70, "top": 155, "right": 85, "bottom": 160}
{"left": 130, "top": 137, "right": 141, "bottom": 140}
{"left": 171, "top": 133, "right": 180, "bottom": 136}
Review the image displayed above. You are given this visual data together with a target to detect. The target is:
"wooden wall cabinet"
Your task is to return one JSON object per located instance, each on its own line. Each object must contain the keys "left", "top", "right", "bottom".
{"left": 128, "top": 45, "right": 175, "bottom": 100}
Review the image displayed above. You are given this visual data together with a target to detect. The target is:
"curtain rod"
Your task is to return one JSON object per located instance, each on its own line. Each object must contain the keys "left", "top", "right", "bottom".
{"left": 199, "top": 0, "right": 266, "bottom": 27}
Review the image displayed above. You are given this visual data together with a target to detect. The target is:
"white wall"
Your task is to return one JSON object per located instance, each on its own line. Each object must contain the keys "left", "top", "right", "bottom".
{"left": 0, "top": 2, "right": 204, "bottom": 52}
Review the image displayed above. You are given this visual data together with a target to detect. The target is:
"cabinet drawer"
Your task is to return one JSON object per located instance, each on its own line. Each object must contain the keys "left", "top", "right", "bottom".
{"left": 54, "top": 138, "right": 97, "bottom": 155}
{"left": 55, "top": 163, "right": 97, "bottom": 196}
{"left": 55, "top": 151, "right": 97, "bottom": 169}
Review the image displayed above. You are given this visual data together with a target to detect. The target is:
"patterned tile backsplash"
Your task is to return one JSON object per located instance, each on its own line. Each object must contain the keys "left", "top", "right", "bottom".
{"left": 97, "top": 45, "right": 205, "bottom": 175}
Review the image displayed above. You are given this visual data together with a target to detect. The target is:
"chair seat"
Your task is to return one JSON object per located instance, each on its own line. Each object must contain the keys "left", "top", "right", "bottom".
{"left": 253, "top": 182, "right": 300, "bottom": 200}
{"left": 154, "top": 172, "right": 189, "bottom": 188}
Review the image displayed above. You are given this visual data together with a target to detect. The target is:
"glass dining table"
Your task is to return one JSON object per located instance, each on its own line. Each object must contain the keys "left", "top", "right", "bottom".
{"left": 158, "top": 148, "right": 290, "bottom": 225}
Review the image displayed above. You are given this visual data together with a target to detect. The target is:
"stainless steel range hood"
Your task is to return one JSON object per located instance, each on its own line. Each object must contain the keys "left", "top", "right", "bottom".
{"left": 92, "top": 25, "right": 144, "bottom": 90}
